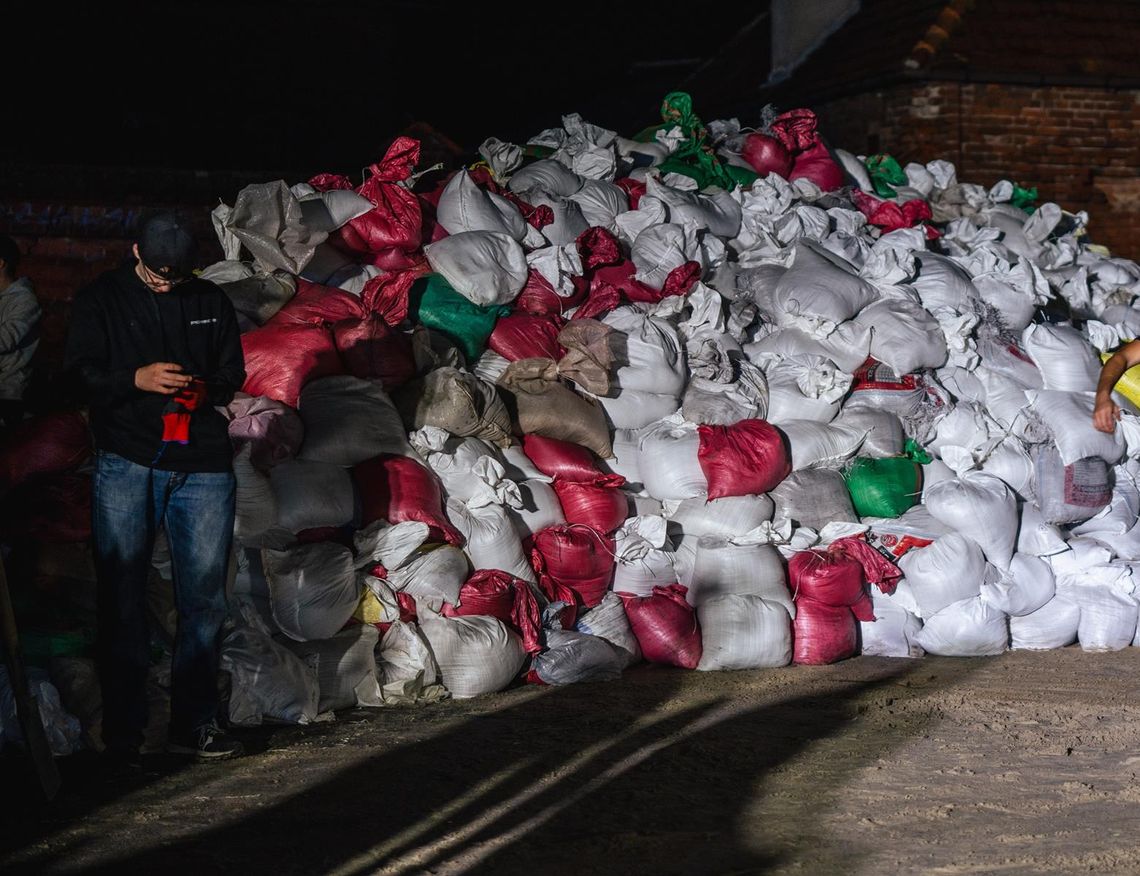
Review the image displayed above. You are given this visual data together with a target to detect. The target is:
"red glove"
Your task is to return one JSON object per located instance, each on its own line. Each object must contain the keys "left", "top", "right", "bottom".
{"left": 160, "top": 379, "right": 206, "bottom": 444}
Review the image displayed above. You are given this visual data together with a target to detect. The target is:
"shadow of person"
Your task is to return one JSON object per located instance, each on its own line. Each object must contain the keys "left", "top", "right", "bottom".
{"left": 3, "top": 652, "right": 981, "bottom": 876}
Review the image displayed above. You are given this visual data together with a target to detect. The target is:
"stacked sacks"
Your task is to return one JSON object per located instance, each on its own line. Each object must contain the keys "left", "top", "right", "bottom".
{"left": 186, "top": 88, "right": 1140, "bottom": 718}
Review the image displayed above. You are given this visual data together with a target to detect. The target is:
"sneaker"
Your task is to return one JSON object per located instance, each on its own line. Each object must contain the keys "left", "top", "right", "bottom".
{"left": 166, "top": 723, "right": 244, "bottom": 761}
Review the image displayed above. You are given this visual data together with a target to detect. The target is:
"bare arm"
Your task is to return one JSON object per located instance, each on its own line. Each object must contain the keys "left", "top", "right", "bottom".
{"left": 1093, "top": 339, "right": 1140, "bottom": 433}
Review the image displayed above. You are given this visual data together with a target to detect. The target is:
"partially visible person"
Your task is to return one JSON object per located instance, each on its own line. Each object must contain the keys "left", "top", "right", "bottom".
{"left": 64, "top": 211, "right": 246, "bottom": 767}
{"left": 1093, "top": 338, "right": 1140, "bottom": 433}
{"left": 0, "top": 234, "right": 42, "bottom": 430}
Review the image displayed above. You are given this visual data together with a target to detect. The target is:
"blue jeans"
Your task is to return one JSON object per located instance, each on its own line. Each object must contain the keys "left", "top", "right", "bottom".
{"left": 92, "top": 451, "right": 235, "bottom": 751}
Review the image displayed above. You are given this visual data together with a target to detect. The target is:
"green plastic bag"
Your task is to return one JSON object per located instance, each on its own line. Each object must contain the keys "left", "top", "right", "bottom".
{"left": 1011, "top": 184, "right": 1038, "bottom": 212}
{"left": 650, "top": 91, "right": 737, "bottom": 191}
{"left": 407, "top": 274, "right": 509, "bottom": 365}
{"left": 843, "top": 440, "right": 929, "bottom": 519}
{"left": 864, "top": 153, "right": 908, "bottom": 198}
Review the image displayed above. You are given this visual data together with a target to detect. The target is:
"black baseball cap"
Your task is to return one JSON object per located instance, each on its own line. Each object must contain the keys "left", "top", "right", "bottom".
{"left": 137, "top": 211, "right": 196, "bottom": 281}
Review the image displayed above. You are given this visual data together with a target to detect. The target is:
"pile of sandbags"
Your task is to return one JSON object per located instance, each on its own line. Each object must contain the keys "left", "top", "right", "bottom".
{"left": 196, "top": 94, "right": 1140, "bottom": 721}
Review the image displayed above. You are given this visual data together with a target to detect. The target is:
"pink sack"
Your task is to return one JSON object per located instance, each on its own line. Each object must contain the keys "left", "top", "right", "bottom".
{"left": 442, "top": 570, "right": 543, "bottom": 655}
{"left": 360, "top": 260, "right": 432, "bottom": 327}
{"left": 489, "top": 313, "right": 567, "bottom": 361}
{"left": 552, "top": 474, "right": 629, "bottom": 535}
{"left": 322, "top": 137, "right": 424, "bottom": 270}
{"left": 698, "top": 420, "right": 792, "bottom": 500}
{"left": 513, "top": 270, "right": 588, "bottom": 317}
{"left": 241, "top": 322, "right": 342, "bottom": 409}
{"left": 788, "top": 533, "right": 902, "bottom": 622}
{"left": 354, "top": 454, "right": 464, "bottom": 546}
{"left": 741, "top": 132, "right": 794, "bottom": 178}
{"left": 792, "top": 597, "right": 857, "bottom": 665}
{"left": 530, "top": 524, "right": 616, "bottom": 612}
{"left": 619, "top": 584, "right": 702, "bottom": 669}
{"left": 224, "top": 395, "right": 304, "bottom": 470}
{"left": 0, "top": 410, "right": 91, "bottom": 490}
{"left": 522, "top": 433, "right": 602, "bottom": 483}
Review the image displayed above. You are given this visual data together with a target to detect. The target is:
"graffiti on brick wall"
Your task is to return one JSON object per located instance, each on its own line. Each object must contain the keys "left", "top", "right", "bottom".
{"left": 0, "top": 203, "right": 148, "bottom": 238}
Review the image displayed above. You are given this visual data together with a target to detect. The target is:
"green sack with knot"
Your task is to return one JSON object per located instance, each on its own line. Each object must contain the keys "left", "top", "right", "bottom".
{"left": 407, "top": 273, "right": 509, "bottom": 365}
{"left": 864, "top": 153, "right": 908, "bottom": 198}
{"left": 843, "top": 439, "right": 929, "bottom": 519}
{"left": 650, "top": 91, "right": 737, "bottom": 191}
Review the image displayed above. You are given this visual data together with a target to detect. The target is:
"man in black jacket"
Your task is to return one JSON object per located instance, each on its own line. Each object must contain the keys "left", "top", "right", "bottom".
{"left": 65, "top": 211, "right": 246, "bottom": 765}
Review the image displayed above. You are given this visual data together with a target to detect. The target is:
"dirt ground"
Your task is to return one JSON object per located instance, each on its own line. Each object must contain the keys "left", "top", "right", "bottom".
{"left": 3, "top": 647, "right": 1140, "bottom": 875}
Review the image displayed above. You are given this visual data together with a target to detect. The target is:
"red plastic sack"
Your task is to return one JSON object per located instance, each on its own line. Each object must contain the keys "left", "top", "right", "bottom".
{"left": 241, "top": 322, "right": 342, "bottom": 409}
{"left": 521, "top": 433, "right": 602, "bottom": 482}
{"left": 788, "top": 534, "right": 899, "bottom": 621}
{"left": 442, "top": 570, "right": 543, "bottom": 654}
{"left": 850, "top": 190, "right": 940, "bottom": 240}
{"left": 577, "top": 227, "right": 623, "bottom": 270}
{"left": 792, "top": 597, "right": 857, "bottom": 665}
{"left": 360, "top": 259, "right": 432, "bottom": 327}
{"left": 489, "top": 313, "right": 567, "bottom": 361}
{"left": 770, "top": 108, "right": 820, "bottom": 153}
{"left": 513, "top": 270, "right": 588, "bottom": 317}
{"left": 619, "top": 584, "right": 702, "bottom": 669}
{"left": 741, "top": 132, "right": 794, "bottom": 178}
{"left": 552, "top": 474, "right": 629, "bottom": 535}
{"left": 354, "top": 454, "right": 464, "bottom": 546}
{"left": 530, "top": 524, "right": 616, "bottom": 612}
{"left": 0, "top": 410, "right": 91, "bottom": 489}
{"left": 322, "top": 137, "right": 424, "bottom": 270}
{"left": 788, "top": 141, "right": 846, "bottom": 192}
{"left": 698, "top": 419, "right": 792, "bottom": 500}
{"left": 267, "top": 278, "right": 363, "bottom": 327}
{"left": 331, "top": 314, "right": 416, "bottom": 388}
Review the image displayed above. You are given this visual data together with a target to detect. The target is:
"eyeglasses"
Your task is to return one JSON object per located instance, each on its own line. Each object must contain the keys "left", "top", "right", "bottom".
{"left": 137, "top": 260, "right": 191, "bottom": 291}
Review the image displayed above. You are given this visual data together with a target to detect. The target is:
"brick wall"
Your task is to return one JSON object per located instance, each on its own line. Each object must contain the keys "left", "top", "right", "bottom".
{"left": 814, "top": 82, "right": 1140, "bottom": 260}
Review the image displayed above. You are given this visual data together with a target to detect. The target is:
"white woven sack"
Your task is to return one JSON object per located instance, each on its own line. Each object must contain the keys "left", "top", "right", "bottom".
{"left": 743, "top": 322, "right": 872, "bottom": 373}
{"left": 833, "top": 407, "right": 904, "bottom": 458}
{"left": 777, "top": 419, "right": 868, "bottom": 470}
{"left": 769, "top": 468, "right": 857, "bottom": 531}
{"left": 1021, "top": 323, "right": 1101, "bottom": 392}
{"left": 912, "top": 596, "right": 1009, "bottom": 657}
{"left": 602, "top": 306, "right": 688, "bottom": 396}
{"left": 924, "top": 471, "right": 1019, "bottom": 570}
{"left": 974, "top": 274, "right": 1037, "bottom": 333}
{"left": 1016, "top": 501, "right": 1069, "bottom": 557}
{"left": 376, "top": 621, "right": 442, "bottom": 705}
{"left": 667, "top": 494, "right": 775, "bottom": 541}
{"left": 232, "top": 444, "right": 277, "bottom": 546}
{"left": 859, "top": 593, "right": 925, "bottom": 658}
{"left": 646, "top": 176, "right": 743, "bottom": 239}
{"left": 282, "top": 625, "right": 383, "bottom": 713}
{"left": 418, "top": 610, "right": 527, "bottom": 699}
{"left": 221, "top": 624, "right": 320, "bottom": 726}
{"left": 763, "top": 354, "right": 851, "bottom": 424}
{"left": 854, "top": 298, "right": 948, "bottom": 375}
{"left": 411, "top": 429, "right": 499, "bottom": 503}
{"left": 631, "top": 222, "right": 702, "bottom": 291}
{"left": 567, "top": 179, "right": 629, "bottom": 230}
{"left": 898, "top": 532, "right": 987, "bottom": 619}
{"left": 264, "top": 542, "right": 359, "bottom": 642}
{"left": 575, "top": 591, "right": 642, "bottom": 666}
{"left": 594, "top": 389, "right": 680, "bottom": 431}
{"left": 269, "top": 459, "right": 355, "bottom": 534}
{"left": 600, "top": 428, "right": 644, "bottom": 488}
{"left": 911, "top": 252, "right": 981, "bottom": 314}
{"left": 423, "top": 230, "right": 528, "bottom": 306}
{"left": 292, "top": 184, "right": 375, "bottom": 234}
{"left": 696, "top": 595, "right": 792, "bottom": 671}
{"left": 979, "top": 552, "right": 1056, "bottom": 617}
{"left": 1068, "top": 581, "right": 1140, "bottom": 652}
{"left": 638, "top": 417, "right": 708, "bottom": 500}
{"left": 447, "top": 499, "right": 534, "bottom": 583}
{"left": 524, "top": 189, "right": 590, "bottom": 246}
{"left": 435, "top": 169, "right": 529, "bottom": 241}
{"left": 387, "top": 545, "right": 470, "bottom": 608}
{"left": 297, "top": 376, "right": 411, "bottom": 466}
{"left": 769, "top": 241, "right": 878, "bottom": 335}
{"left": 1033, "top": 444, "right": 1112, "bottom": 525}
{"left": 507, "top": 480, "right": 566, "bottom": 541}
{"left": 1008, "top": 594, "right": 1080, "bottom": 650}
{"left": 507, "top": 158, "right": 583, "bottom": 197}
{"left": 1026, "top": 390, "right": 1125, "bottom": 465}
{"left": 1069, "top": 467, "right": 1140, "bottom": 538}
{"left": 688, "top": 535, "right": 791, "bottom": 615}
{"left": 612, "top": 517, "right": 677, "bottom": 598}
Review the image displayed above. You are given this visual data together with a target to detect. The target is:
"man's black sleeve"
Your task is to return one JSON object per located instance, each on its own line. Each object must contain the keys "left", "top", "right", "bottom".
{"left": 63, "top": 285, "right": 140, "bottom": 404}
{"left": 205, "top": 291, "right": 246, "bottom": 407}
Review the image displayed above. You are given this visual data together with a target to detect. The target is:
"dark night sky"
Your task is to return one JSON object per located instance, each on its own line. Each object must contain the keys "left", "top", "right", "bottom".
{"left": 9, "top": 3, "right": 767, "bottom": 180}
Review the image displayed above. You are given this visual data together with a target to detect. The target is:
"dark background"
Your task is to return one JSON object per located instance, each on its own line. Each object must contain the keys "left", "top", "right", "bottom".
{"left": 7, "top": 3, "right": 769, "bottom": 187}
